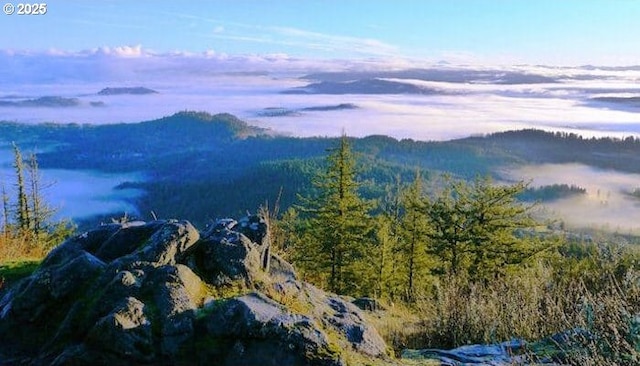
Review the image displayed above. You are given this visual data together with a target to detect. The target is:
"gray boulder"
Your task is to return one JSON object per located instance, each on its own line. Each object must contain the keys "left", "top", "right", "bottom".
{"left": 201, "top": 292, "right": 342, "bottom": 366}
{"left": 0, "top": 215, "right": 391, "bottom": 365}
{"left": 3, "top": 246, "right": 105, "bottom": 324}
{"left": 93, "top": 220, "right": 163, "bottom": 262}
{"left": 269, "top": 280, "right": 389, "bottom": 358}
{"left": 236, "top": 215, "right": 272, "bottom": 271}
{"left": 85, "top": 296, "right": 154, "bottom": 362}
{"left": 189, "top": 224, "right": 262, "bottom": 286}
{"left": 401, "top": 329, "right": 598, "bottom": 365}
{"left": 269, "top": 252, "right": 298, "bottom": 281}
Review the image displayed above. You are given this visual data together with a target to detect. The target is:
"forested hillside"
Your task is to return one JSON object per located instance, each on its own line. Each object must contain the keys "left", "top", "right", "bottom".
{"left": 2, "top": 112, "right": 640, "bottom": 228}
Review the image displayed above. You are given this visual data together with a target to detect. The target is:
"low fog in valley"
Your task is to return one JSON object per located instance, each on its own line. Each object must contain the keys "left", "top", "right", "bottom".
{"left": 505, "top": 164, "right": 640, "bottom": 234}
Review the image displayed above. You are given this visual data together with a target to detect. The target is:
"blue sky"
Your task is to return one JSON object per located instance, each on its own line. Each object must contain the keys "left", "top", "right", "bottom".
{"left": 2, "top": 0, "right": 640, "bottom": 65}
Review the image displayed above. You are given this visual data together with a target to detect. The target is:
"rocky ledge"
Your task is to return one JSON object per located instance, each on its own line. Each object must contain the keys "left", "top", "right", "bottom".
{"left": 0, "top": 216, "right": 388, "bottom": 365}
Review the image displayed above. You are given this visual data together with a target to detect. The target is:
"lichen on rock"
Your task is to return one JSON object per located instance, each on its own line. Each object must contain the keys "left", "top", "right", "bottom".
{"left": 0, "top": 215, "right": 391, "bottom": 365}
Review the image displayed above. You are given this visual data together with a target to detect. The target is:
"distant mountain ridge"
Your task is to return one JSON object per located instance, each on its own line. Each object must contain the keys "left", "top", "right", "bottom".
{"left": 0, "top": 96, "right": 82, "bottom": 108}
{"left": 98, "top": 87, "right": 159, "bottom": 95}
{"left": 257, "top": 103, "right": 358, "bottom": 116}
{"left": 283, "top": 78, "right": 442, "bottom": 95}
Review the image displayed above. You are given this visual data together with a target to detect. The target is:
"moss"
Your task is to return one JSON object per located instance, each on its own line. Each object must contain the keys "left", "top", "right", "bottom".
{"left": 202, "top": 280, "right": 249, "bottom": 300}
{"left": 262, "top": 285, "right": 312, "bottom": 315}
{"left": 194, "top": 298, "right": 226, "bottom": 320}
{"left": 0, "top": 259, "right": 40, "bottom": 287}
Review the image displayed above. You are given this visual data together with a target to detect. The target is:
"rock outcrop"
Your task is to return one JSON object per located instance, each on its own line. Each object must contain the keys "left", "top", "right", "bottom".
{"left": 0, "top": 216, "right": 389, "bottom": 365}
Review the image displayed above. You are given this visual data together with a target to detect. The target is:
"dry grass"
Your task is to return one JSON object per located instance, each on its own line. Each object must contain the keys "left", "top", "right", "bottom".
{"left": 0, "top": 232, "right": 51, "bottom": 263}
{"left": 370, "top": 249, "right": 639, "bottom": 365}
{"left": 0, "top": 230, "right": 62, "bottom": 290}
{"left": 365, "top": 301, "right": 425, "bottom": 354}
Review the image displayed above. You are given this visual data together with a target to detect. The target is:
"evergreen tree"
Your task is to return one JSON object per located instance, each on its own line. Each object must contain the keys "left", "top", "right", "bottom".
{"left": 463, "top": 177, "right": 538, "bottom": 280}
{"left": 27, "top": 152, "right": 55, "bottom": 237}
{"left": 296, "top": 134, "right": 373, "bottom": 295}
{"left": 369, "top": 215, "right": 395, "bottom": 299}
{"left": 423, "top": 177, "right": 469, "bottom": 276}
{"left": 372, "top": 174, "right": 403, "bottom": 300}
{"left": 3, "top": 145, "right": 74, "bottom": 251}
{"left": 12, "top": 143, "right": 30, "bottom": 231}
{"left": 398, "top": 171, "right": 430, "bottom": 300}
{"left": 423, "top": 176, "right": 541, "bottom": 282}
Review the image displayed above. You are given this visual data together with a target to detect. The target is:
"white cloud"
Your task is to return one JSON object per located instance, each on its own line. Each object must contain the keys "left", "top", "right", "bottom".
{"left": 90, "top": 45, "right": 147, "bottom": 58}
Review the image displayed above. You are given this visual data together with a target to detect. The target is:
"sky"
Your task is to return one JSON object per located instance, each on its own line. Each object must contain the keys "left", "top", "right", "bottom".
{"left": 2, "top": 0, "right": 640, "bottom": 66}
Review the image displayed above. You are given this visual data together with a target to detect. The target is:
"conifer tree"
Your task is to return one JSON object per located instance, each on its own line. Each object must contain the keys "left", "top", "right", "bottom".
{"left": 423, "top": 176, "right": 540, "bottom": 282}
{"left": 4, "top": 145, "right": 73, "bottom": 250}
{"left": 399, "top": 170, "right": 430, "bottom": 300}
{"left": 12, "top": 143, "right": 30, "bottom": 232}
{"left": 369, "top": 215, "right": 395, "bottom": 299}
{"left": 297, "top": 134, "right": 373, "bottom": 295}
{"left": 27, "top": 152, "right": 55, "bottom": 237}
{"left": 463, "top": 177, "right": 537, "bottom": 280}
{"left": 365, "top": 174, "right": 404, "bottom": 300}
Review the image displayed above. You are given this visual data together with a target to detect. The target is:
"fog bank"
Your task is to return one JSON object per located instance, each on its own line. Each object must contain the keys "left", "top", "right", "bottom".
{"left": 0, "top": 149, "right": 143, "bottom": 222}
{"left": 505, "top": 164, "right": 640, "bottom": 234}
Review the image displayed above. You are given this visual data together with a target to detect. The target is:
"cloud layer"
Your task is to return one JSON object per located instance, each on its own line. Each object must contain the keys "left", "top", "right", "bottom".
{"left": 2, "top": 49, "right": 640, "bottom": 142}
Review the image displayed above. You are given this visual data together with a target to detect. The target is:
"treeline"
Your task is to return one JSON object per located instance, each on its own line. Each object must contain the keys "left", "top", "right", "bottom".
{"left": 518, "top": 183, "right": 587, "bottom": 202}
{"left": 466, "top": 129, "right": 640, "bottom": 172}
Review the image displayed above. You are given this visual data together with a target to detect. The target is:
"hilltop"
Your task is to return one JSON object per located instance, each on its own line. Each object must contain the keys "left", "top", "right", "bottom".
{"left": 98, "top": 87, "right": 159, "bottom": 95}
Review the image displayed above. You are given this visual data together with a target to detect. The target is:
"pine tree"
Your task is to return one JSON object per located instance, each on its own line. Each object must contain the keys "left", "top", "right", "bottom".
{"left": 463, "top": 177, "right": 538, "bottom": 281}
{"left": 296, "top": 134, "right": 373, "bottom": 295}
{"left": 369, "top": 215, "right": 395, "bottom": 299}
{"left": 4, "top": 145, "right": 73, "bottom": 251}
{"left": 27, "top": 152, "right": 55, "bottom": 237}
{"left": 12, "top": 143, "right": 30, "bottom": 232}
{"left": 423, "top": 176, "right": 541, "bottom": 282}
{"left": 399, "top": 171, "right": 430, "bottom": 300}
{"left": 384, "top": 175, "right": 405, "bottom": 300}
{"left": 364, "top": 174, "right": 404, "bottom": 300}
{"left": 425, "top": 177, "right": 476, "bottom": 277}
